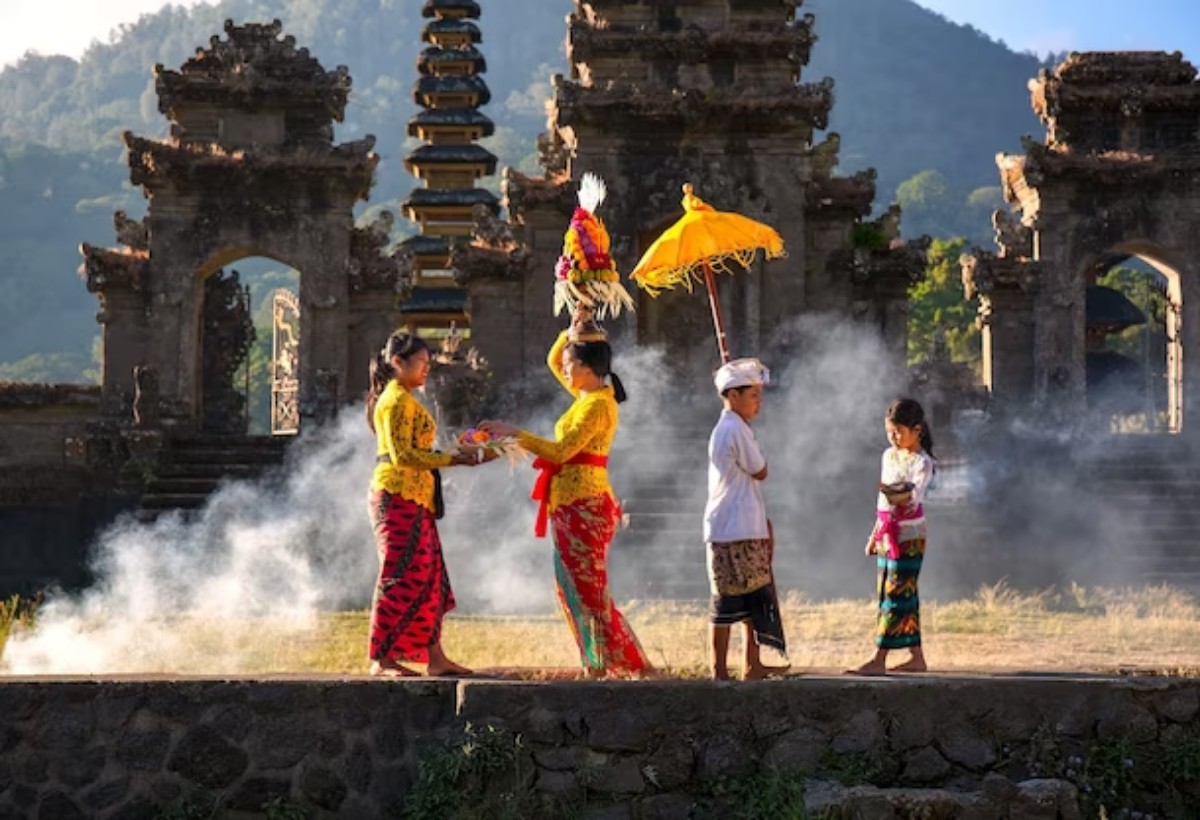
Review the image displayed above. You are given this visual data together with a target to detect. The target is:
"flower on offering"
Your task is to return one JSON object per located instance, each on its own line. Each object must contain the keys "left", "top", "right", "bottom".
{"left": 452, "top": 428, "right": 527, "bottom": 466}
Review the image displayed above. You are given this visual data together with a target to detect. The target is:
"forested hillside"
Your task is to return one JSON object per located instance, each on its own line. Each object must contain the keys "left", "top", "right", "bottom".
{"left": 0, "top": 0, "right": 1048, "bottom": 377}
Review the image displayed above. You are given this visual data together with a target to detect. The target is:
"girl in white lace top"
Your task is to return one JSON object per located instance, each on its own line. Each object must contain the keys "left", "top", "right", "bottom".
{"left": 849, "top": 398, "right": 935, "bottom": 676}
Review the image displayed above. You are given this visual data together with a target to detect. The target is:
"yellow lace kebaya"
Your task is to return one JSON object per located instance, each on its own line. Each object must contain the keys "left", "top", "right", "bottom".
{"left": 371, "top": 381, "right": 452, "bottom": 511}
{"left": 517, "top": 331, "right": 617, "bottom": 511}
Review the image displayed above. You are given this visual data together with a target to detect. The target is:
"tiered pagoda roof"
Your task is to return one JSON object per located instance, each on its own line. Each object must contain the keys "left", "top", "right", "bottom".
{"left": 407, "top": 109, "right": 495, "bottom": 139}
{"left": 418, "top": 46, "right": 487, "bottom": 75}
{"left": 398, "top": 287, "right": 469, "bottom": 315}
{"left": 405, "top": 144, "right": 497, "bottom": 176}
{"left": 403, "top": 188, "right": 499, "bottom": 210}
{"left": 421, "top": 19, "right": 481, "bottom": 45}
{"left": 396, "top": 235, "right": 451, "bottom": 257}
{"left": 422, "top": 0, "right": 481, "bottom": 18}
{"left": 400, "top": 0, "right": 497, "bottom": 325}
{"left": 413, "top": 75, "right": 491, "bottom": 107}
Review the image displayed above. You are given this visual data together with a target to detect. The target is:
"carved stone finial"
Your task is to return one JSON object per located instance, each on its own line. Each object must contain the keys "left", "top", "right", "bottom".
{"left": 113, "top": 210, "right": 148, "bottom": 251}
{"left": 991, "top": 210, "right": 1033, "bottom": 259}
{"left": 811, "top": 132, "right": 840, "bottom": 178}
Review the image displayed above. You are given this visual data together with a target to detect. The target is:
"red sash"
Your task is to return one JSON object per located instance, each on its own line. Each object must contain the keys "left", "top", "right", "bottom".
{"left": 531, "top": 452, "right": 609, "bottom": 537}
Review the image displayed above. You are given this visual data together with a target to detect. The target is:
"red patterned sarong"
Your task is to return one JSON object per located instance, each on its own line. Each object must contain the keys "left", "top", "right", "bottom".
{"left": 368, "top": 490, "right": 455, "bottom": 664}
{"left": 550, "top": 493, "right": 649, "bottom": 674}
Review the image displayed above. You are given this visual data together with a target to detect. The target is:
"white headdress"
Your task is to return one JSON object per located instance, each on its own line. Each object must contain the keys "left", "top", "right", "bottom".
{"left": 714, "top": 358, "right": 770, "bottom": 393}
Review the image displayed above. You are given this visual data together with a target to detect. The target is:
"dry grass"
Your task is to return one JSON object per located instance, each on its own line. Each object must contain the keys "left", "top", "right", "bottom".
{"left": 5, "top": 582, "right": 1200, "bottom": 677}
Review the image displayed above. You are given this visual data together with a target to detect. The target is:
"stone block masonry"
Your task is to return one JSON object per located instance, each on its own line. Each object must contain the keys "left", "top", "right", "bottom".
{"left": 0, "top": 675, "right": 1197, "bottom": 817}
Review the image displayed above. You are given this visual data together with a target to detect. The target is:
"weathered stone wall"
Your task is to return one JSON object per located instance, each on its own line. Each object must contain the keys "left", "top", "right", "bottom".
{"left": 0, "top": 495, "right": 135, "bottom": 596}
{"left": 1, "top": 676, "right": 1196, "bottom": 818}
{"left": 0, "top": 390, "right": 134, "bottom": 594}
{"left": 0, "top": 388, "right": 101, "bottom": 473}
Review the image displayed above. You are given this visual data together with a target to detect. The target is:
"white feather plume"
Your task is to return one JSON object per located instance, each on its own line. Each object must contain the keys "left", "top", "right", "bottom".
{"left": 577, "top": 172, "right": 606, "bottom": 214}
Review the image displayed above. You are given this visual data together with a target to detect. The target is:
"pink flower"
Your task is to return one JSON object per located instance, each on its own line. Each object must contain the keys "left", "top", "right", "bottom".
{"left": 554, "top": 255, "right": 571, "bottom": 280}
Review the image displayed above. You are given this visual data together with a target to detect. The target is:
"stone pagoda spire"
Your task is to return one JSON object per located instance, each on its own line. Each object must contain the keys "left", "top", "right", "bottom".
{"left": 397, "top": 0, "right": 499, "bottom": 332}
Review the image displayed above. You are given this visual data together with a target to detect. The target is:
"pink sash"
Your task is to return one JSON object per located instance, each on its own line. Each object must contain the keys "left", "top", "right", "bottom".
{"left": 875, "top": 504, "right": 924, "bottom": 560}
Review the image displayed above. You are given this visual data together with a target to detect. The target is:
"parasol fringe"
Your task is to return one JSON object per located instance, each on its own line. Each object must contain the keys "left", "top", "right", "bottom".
{"left": 633, "top": 246, "right": 787, "bottom": 297}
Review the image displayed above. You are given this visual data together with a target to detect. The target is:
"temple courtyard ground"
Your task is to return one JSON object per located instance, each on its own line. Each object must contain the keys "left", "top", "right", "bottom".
{"left": 5, "top": 582, "right": 1191, "bottom": 678}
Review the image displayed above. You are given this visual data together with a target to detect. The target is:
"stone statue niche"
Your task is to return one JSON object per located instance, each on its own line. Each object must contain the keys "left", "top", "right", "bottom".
{"left": 201, "top": 269, "right": 255, "bottom": 435}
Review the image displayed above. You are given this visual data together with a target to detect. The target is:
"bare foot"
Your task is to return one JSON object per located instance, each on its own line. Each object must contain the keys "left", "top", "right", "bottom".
{"left": 712, "top": 670, "right": 732, "bottom": 681}
{"left": 426, "top": 659, "right": 474, "bottom": 677}
{"left": 743, "top": 663, "right": 791, "bottom": 681}
{"left": 370, "top": 660, "right": 420, "bottom": 678}
{"left": 890, "top": 658, "right": 928, "bottom": 673}
{"left": 845, "top": 660, "right": 888, "bottom": 676}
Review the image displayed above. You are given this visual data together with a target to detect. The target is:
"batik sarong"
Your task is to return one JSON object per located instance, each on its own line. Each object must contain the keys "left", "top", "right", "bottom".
{"left": 550, "top": 493, "right": 649, "bottom": 674}
{"left": 875, "top": 536, "right": 924, "bottom": 649}
{"left": 368, "top": 490, "right": 455, "bottom": 664}
{"left": 706, "top": 539, "right": 786, "bottom": 653}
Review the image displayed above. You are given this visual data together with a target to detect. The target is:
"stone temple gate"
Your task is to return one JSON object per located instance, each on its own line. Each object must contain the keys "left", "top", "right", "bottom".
{"left": 963, "top": 52, "right": 1200, "bottom": 434}
{"left": 81, "top": 20, "right": 406, "bottom": 435}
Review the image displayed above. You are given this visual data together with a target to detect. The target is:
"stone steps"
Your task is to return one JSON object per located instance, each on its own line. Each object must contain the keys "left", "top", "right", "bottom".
{"left": 1074, "top": 437, "right": 1200, "bottom": 585}
{"left": 136, "top": 435, "right": 290, "bottom": 520}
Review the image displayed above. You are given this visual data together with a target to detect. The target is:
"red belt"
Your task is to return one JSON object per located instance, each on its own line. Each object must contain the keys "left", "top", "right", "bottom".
{"left": 531, "top": 453, "right": 609, "bottom": 537}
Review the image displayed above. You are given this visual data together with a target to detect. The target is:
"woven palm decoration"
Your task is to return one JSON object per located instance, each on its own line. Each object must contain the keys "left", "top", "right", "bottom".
{"left": 553, "top": 173, "right": 635, "bottom": 319}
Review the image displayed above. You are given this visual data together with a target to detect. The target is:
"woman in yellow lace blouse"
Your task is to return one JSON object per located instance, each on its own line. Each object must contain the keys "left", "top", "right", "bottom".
{"left": 482, "top": 310, "right": 650, "bottom": 677}
{"left": 365, "top": 332, "right": 484, "bottom": 678}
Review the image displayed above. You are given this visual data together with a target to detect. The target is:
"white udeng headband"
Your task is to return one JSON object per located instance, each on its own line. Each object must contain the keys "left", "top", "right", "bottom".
{"left": 714, "top": 358, "right": 770, "bottom": 392}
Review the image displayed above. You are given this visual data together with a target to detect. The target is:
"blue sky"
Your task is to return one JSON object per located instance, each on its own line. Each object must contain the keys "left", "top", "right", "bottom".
{"left": 0, "top": 0, "right": 1197, "bottom": 68}
{"left": 912, "top": 0, "right": 1199, "bottom": 62}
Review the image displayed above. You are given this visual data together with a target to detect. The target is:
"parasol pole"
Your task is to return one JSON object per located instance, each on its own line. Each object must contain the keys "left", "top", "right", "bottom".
{"left": 702, "top": 260, "right": 732, "bottom": 364}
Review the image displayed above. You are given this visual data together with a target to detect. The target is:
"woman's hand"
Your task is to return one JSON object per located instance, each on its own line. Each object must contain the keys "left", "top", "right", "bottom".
{"left": 450, "top": 447, "right": 483, "bottom": 466}
{"left": 478, "top": 420, "right": 520, "bottom": 439}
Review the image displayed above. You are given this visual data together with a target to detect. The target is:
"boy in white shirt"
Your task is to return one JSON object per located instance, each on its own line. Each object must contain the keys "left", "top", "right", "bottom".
{"left": 704, "top": 358, "right": 788, "bottom": 680}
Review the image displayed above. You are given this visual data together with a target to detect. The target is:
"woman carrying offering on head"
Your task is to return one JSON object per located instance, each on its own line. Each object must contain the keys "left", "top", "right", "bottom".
{"left": 481, "top": 307, "right": 650, "bottom": 678}
{"left": 365, "top": 331, "right": 487, "bottom": 678}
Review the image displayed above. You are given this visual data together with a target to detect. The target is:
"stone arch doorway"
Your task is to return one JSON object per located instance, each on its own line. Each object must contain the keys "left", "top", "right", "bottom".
{"left": 1083, "top": 242, "right": 1184, "bottom": 433}
{"left": 80, "top": 21, "right": 405, "bottom": 436}
{"left": 975, "top": 53, "right": 1200, "bottom": 436}
{"left": 194, "top": 251, "right": 301, "bottom": 436}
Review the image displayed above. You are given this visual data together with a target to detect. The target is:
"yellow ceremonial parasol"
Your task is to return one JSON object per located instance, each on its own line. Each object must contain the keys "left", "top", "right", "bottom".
{"left": 630, "top": 184, "right": 785, "bottom": 363}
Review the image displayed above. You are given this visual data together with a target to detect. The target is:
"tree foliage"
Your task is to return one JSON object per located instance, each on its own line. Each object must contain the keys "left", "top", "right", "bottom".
{"left": 907, "top": 237, "right": 980, "bottom": 369}
{"left": 1096, "top": 264, "right": 1169, "bottom": 361}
